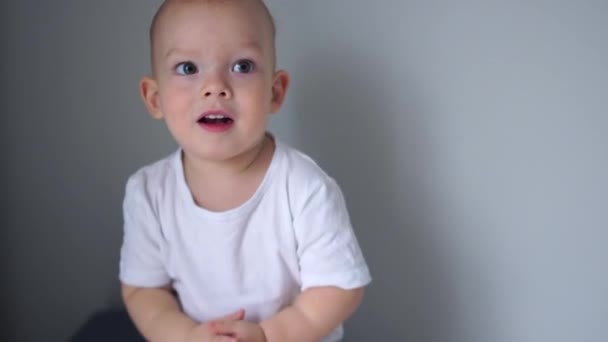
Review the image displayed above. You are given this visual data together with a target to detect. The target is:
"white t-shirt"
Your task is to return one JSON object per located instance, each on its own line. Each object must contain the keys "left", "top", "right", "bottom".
{"left": 119, "top": 139, "right": 371, "bottom": 341}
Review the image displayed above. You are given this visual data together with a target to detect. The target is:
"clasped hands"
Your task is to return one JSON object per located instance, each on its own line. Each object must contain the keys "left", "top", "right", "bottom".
{"left": 186, "top": 309, "right": 268, "bottom": 342}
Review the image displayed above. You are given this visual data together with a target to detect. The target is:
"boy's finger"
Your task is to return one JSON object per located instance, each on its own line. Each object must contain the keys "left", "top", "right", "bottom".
{"left": 212, "top": 336, "right": 237, "bottom": 342}
{"left": 209, "top": 321, "right": 237, "bottom": 336}
{"left": 218, "top": 308, "right": 245, "bottom": 321}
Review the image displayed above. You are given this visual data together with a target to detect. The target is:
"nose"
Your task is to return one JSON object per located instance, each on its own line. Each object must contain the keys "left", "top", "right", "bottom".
{"left": 201, "top": 73, "right": 232, "bottom": 99}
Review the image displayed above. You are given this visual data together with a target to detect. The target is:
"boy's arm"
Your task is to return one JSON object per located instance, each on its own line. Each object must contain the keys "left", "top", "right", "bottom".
{"left": 122, "top": 283, "right": 243, "bottom": 342}
{"left": 210, "top": 286, "right": 364, "bottom": 342}
{"left": 260, "top": 286, "right": 364, "bottom": 342}
{"left": 122, "top": 283, "right": 198, "bottom": 342}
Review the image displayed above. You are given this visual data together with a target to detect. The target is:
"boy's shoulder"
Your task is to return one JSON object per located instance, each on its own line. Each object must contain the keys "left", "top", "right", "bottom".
{"left": 124, "top": 150, "right": 180, "bottom": 196}
{"left": 275, "top": 140, "right": 339, "bottom": 191}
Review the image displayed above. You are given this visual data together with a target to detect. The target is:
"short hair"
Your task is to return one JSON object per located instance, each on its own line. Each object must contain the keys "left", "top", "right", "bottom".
{"left": 148, "top": 0, "right": 277, "bottom": 72}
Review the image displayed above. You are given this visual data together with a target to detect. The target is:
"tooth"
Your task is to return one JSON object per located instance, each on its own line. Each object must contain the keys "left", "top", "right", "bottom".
{"left": 206, "top": 114, "right": 226, "bottom": 119}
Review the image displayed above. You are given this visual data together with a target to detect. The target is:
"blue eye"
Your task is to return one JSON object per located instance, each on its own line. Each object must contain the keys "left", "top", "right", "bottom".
{"left": 176, "top": 61, "right": 198, "bottom": 75}
{"left": 232, "top": 59, "right": 256, "bottom": 73}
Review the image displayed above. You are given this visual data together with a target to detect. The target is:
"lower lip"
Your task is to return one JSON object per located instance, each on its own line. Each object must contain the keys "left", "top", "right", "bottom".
{"left": 198, "top": 121, "right": 234, "bottom": 133}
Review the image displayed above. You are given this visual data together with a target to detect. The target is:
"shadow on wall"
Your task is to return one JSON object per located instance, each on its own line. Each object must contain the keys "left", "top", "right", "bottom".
{"left": 289, "top": 45, "right": 463, "bottom": 342}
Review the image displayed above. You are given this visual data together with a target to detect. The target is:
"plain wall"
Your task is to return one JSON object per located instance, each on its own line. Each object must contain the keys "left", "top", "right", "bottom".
{"left": 2, "top": 1, "right": 606, "bottom": 341}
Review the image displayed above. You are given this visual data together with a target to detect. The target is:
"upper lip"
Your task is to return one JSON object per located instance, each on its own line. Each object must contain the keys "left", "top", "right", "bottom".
{"left": 197, "top": 109, "right": 234, "bottom": 121}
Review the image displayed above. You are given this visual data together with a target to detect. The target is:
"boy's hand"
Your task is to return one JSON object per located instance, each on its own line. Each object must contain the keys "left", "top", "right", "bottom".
{"left": 186, "top": 323, "right": 236, "bottom": 342}
{"left": 186, "top": 309, "right": 246, "bottom": 342}
{"left": 209, "top": 320, "right": 267, "bottom": 342}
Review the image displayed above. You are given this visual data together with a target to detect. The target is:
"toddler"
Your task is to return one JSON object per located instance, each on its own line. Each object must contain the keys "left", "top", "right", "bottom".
{"left": 119, "top": 1, "right": 371, "bottom": 341}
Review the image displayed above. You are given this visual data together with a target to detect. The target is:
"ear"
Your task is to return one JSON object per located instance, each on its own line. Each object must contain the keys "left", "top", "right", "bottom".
{"left": 270, "top": 70, "right": 290, "bottom": 113}
{"left": 140, "top": 76, "right": 163, "bottom": 119}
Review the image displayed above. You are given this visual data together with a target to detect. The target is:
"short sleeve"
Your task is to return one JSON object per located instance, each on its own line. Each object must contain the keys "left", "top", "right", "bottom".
{"left": 293, "top": 178, "right": 372, "bottom": 290}
{"left": 119, "top": 175, "right": 171, "bottom": 287}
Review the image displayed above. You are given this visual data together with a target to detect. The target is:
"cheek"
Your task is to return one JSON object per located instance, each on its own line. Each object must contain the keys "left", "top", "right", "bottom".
{"left": 234, "top": 76, "right": 273, "bottom": 100}
{"left": 242, "top": 87, "right": 274, "bottom": 112}
{"left": 160, "top": 87, "right": 192, "bottom": 110}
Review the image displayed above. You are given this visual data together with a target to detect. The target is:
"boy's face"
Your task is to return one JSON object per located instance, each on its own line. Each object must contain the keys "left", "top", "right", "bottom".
{"left": 141, "top": 0, "right": 288, "bottom": 163}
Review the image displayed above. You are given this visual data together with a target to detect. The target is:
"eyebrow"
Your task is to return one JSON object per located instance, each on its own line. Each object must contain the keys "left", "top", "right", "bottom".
{"left": 164, "top": 41, "right": 265, "bottom": 60}
{"left": 164, "top": 48, "right": 197, "bottom": 60}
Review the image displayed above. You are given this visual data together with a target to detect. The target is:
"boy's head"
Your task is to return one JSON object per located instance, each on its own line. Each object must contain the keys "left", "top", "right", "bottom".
{"left": 140, "top": 0, "right": 289, "bottom": 162}
{"left": 149, "top": 0, "right": 277, "bottom": 74}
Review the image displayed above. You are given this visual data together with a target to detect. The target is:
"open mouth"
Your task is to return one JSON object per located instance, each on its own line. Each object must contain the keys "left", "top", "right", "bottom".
{"left": 197, "top": 112, "right": 234, "bottom": 132}
{"left": 198, "top": 114, "right": 234, "bottom": 125}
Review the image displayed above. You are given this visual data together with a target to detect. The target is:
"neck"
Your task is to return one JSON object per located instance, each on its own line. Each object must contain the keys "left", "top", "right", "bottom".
{"left": 183, "top": 134, "right": 271, "bottom": 183}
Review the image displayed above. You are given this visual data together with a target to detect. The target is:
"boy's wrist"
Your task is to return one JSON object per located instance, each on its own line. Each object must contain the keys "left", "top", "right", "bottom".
{"left": 259, "top": 324, "right": 269, "bottom": 342}
{"left": 184, "top": 322, "right": 211, "bottom": 342}
{"left": 260, "top": 320, "right": 278, "bottom": 342}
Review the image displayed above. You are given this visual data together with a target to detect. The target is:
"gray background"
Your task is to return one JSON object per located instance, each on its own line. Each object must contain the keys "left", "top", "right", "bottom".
{"left": 1, "top": 1, "right": 606, "bottom": 341}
